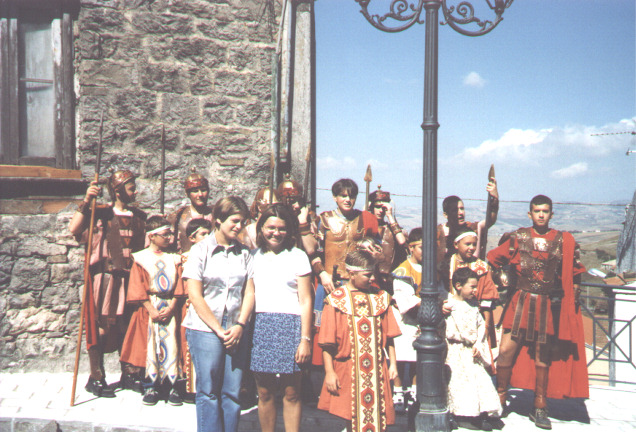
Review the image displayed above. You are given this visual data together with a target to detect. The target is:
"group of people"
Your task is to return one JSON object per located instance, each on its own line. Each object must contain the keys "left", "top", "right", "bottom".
{"left": 70, "top": 169, "right": 589, "bottom": 432}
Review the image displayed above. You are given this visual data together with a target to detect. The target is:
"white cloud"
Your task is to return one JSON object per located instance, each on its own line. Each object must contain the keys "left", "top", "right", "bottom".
{"left": 463, "top": 71, "right": 486, "bottom": 88}
{"left": 551, "top": 162, "right": 589, "bottom": 179}
{"left": 317, "top": 156, "right": 356, "bottom": 170}
{"left": 457, "top": 118, "right": 636, "bottom": 163}
{"left": 365, "top": 159, "right": 389, "bottom": 170}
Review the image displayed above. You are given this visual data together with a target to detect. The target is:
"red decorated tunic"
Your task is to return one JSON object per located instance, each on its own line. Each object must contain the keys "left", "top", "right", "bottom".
{"left": 318, "top": 287, "right": 401, "bottom": 432}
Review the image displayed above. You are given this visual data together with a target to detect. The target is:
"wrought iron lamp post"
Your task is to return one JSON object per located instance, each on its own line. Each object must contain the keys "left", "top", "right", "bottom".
{"left": 354, "top": 1, "right": 514, "bottom": 430}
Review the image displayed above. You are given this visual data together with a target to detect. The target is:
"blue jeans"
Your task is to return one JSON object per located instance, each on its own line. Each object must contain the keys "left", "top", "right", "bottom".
{"left": 186, "top": 325, "right": 247, "bottom": 432}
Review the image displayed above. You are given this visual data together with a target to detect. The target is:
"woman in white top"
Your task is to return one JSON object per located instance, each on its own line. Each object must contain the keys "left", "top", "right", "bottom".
{"left": 182, "top": 196, "right": 255, "bottom": 432}
{"left": 250, "top": 203, "right": 313, "bottom": 432}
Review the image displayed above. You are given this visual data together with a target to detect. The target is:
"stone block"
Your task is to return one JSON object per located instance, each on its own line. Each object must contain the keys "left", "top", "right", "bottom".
{"left": 0, "top": 254, "right": 14, "bottom": 285}
{"left": 7, "top": 308, "right": 65, "bottom": 336}
{"left": 114, "top": 90, "right": 157, "bottom": 123}
{"left": 228, "top": 45, "right": 255, "bottom": 72}
{"left": 189, "top": 68, "right": 214, "bottom": 95}
{"left": 132, "top": 12, "right": 193, "bottom": 35}
{"left": 161, "top": 94, "right": 200, "bottom": 126}
{"left": 214, "top": 70, "right": 250, "bottom": 98}
{"left": 78, "top": 30, "right": 102, "bottom": 59}
{"left": 0, "top": 419, "right": 12, "bottom": 432}
{"left": 100, "top": 35, "right": 144, "bottom": 61}
{"left": 174, "top": 38, "right": 226, "bottom": 69}
{"left": 8, "top": 258, "right": 49, "bottom": 292}
{"left": 132, "top": 124, "right": 178, "bottom": 151}
{"left": 41, "top": 285, "right": 79, "bottom": 308}
{"left": 236, "top": 102, "right": 264, "bottom": 127}
{"left": 79, "top": 7, "right": 126, "bottom": 34}
{"left": 0, "top": 215, "right": 56, "bottom": 236}
{"left": 8, "top": 293, "right": 38, "bottom": 310}
{"left": 203, "top": 96, "right": 235, "bottom": 125}
{"left": 16, "top": 238, "right": 67, "bottom": 258}
{"left": 167, "top": 0, "right": 217, "bottom": 20}
{"left": 197, "top": 20, "right": 244, "bottom": 42}
{"left": 80, "top": 60, "right": 134, "bottom": 89}
{"left": 141, "top": 63, "right": 188, "bottom": 94}
{"left": 13, "top": 418, "right": 58, "bottom": 432}
{"left": 46, "top": 255, "right": 68, "bottom": 264}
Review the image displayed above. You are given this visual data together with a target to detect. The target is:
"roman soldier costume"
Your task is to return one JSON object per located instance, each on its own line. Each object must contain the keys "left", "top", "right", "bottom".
{"left": 168, "top": 171, "right": 213, "bottom": 253}
{"left": 488, "top": 227, "right": 588, "bottom": 419}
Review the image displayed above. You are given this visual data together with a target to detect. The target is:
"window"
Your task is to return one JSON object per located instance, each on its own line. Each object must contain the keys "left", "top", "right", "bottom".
{"left": 0, "top": 0, "right": 77, "bottom": 169}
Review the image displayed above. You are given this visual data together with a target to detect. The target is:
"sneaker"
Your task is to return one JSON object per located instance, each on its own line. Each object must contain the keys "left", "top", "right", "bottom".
{"left": 120, "top": 373, "right": 143, "bottom": 394}
{"left": 183, "top": 392, "right": 196, "bottom": 404}
{"left": 142, "top": 388, "right": 159, "bottom": 406}
{"left": 85, "top": 377, "right": 115, "bottom": 398}
{"left": 393, "top": 390, "right": 405, "bottom": 413}
{"left": 405, "top": 388, "right": 417, "bottom": 409}
{"left": 529, "top": 407, "right": 552, "bottom": 430}
{"left": 167, "top": 388, "right": 183, "bottom": 406}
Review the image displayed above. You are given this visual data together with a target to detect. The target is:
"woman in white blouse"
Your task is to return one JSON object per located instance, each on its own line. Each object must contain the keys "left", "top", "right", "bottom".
{"left": 182, "top": 196, "right": 254, "bottom": 432}
{"left": 250, "top": 203, "right": 313, "bottom": 432}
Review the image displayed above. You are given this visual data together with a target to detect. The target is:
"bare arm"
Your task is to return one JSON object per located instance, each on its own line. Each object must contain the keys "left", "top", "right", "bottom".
{"left": 69, "top": 182, "right": 101, "bottom": 236}
{"left": 387, "top": 340, "right": 398, "bottom": 381}
{"left": 295, "top": 274, "right": 313, "bottom": 364}
{"left": 322, "top": 346, "right": 340, "bottom": 395}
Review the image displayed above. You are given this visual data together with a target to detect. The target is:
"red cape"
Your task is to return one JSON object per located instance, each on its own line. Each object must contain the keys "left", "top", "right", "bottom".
{"left": 509, "top": 231, "right": 589, "bottom": 399}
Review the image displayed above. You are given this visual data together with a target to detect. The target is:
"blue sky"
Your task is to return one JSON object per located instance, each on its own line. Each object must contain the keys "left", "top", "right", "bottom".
{"left": 314, "top": 0, "right": 635, "bottom": 211}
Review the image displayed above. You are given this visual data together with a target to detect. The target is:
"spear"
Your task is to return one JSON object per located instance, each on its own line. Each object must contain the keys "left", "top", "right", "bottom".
{"left": 70, "top": 110, "right": 104, "bottom": 406}
{"left": 160, "top": 125, "right": 166, "bottom": 215}
{"left": 364, "top": 164, "right": 372, "bottom": 210}
{"left": 303, "top": 145, "right": 311, "bottom": 206}
{"left": 479, "top": 164, "right": 496, "bottom": 260}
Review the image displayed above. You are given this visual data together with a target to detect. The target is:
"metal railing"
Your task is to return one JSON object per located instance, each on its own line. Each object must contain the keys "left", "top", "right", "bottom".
{"left": 580, "top": 281, "right": 636, "bottom": 386}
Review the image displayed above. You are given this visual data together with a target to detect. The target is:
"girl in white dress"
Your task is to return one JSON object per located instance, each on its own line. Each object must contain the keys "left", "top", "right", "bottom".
{"left": 446, "top": 267, "right": 502, "bottom": 431}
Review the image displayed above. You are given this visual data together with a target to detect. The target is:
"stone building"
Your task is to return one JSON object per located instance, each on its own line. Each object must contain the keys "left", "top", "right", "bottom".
{"left": 0, "top": 0, "right": 316, "bottom": 371}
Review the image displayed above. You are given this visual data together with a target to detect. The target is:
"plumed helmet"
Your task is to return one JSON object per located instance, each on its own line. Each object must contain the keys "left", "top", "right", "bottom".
{"left": 250, "top": 186, "right": 280, "bottom": 219}
{"left": 368, "top": 185, "right": 390, "bottom": 208}
{"left": 108, "top": 169, "right": 135, "bottom": 201}
{"left": 277, "top": 173, "right": 303, "bottom": 205}
{"left": 184, "top": 170, "right": 209, "bottom": 192}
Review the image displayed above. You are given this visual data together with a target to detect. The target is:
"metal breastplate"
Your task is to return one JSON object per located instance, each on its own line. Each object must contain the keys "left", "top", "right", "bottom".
{"left": 323, "top": 212, "right": 364, "bottom": 279}
{"left": 517, "top": 229, "right": 563, "bottom": 296}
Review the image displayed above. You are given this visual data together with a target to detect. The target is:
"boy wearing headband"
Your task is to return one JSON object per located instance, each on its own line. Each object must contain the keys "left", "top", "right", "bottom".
{"left": 318, "top": 250, "right": 400, "bottom": 432}
{"left": 120, "top": 216, "right": 186, "bottom": 406}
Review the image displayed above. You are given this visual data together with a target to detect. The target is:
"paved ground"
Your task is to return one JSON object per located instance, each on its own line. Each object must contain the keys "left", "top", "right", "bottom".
{"left": 1, "top": 372, "right": 636, "bottom": 431}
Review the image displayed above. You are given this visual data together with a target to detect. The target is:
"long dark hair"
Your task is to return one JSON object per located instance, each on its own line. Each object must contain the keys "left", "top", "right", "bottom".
{"left": 255, "top": 203, "right": 298, "bottom": 252}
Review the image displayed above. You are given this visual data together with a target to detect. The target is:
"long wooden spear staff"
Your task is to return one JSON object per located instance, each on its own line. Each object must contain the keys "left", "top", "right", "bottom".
{"left": 70, "top": 111, "right": 104, "bottom": 406}
{"left": 160, "top": 124, "right": 165, "bottom": 215}
{"left": 479, "top": 164, "right": 496, "bottom": 260}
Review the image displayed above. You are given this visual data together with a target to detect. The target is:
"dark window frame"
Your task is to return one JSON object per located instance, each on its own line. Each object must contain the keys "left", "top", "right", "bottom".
{"left": 0, "top": 0, "right": 78, "bottom": 170}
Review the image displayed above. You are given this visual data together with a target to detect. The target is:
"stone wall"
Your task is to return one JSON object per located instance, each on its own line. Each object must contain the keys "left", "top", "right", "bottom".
{"left": 0, "top": 0, "right": 280, "bottom": 372}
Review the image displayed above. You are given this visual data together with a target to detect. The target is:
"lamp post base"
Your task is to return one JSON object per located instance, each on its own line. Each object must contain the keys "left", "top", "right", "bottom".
{"left": 414, "top": 407, "right": 450, "bottom": 432}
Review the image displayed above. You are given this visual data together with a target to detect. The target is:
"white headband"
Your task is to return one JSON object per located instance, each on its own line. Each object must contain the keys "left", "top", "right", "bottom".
{"left": 346, "top": 264, "right": 374, "bottom": 273}
{"left": 148, "top": 225, "right": 171, "bottom": 235}
{"left": 454, "top": 231, "right": 477, "bottom": 243}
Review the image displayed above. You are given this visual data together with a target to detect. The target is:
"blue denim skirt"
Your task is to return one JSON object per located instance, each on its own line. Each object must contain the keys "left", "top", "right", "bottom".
{"left": 250, "top": 312, "right": 301, "bottom": 374}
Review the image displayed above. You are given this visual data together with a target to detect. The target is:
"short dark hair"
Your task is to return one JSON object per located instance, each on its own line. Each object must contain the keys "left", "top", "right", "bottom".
{"left": 408, "top": 227, "right": 422, "bottom": 244}
{"left": 213, "top": 196, "right": 250, "bottom": 228}
{"left": 255, "top": 203, "right": 298, "bottom": 252}
{"left": 186, "top": 218, "right": 212, "bottom": 238}
{"left": 451, "top": 267, "right": 478, "bottom": 289}
{"left": 332, "top": 178, "right": 358, "bottom": 198}
{"left": 345, "top": 249, "right": 376, "bottom": 270}
{"left": 442, "top": 195, "right": 462, "bottom": 214}
{"left": 146, "top": 215, "right": 170, "bottom": 232}
{"left": 530, "top": 194, "right": 553, "bottom": 212}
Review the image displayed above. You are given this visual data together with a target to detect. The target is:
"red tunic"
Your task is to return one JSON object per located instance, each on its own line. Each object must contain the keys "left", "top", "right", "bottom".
{"left": 487, "top": 228, "right": 588, "bottom": 399}
{"left": 317, "top": 288, "right": 401, "bottom": 430}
